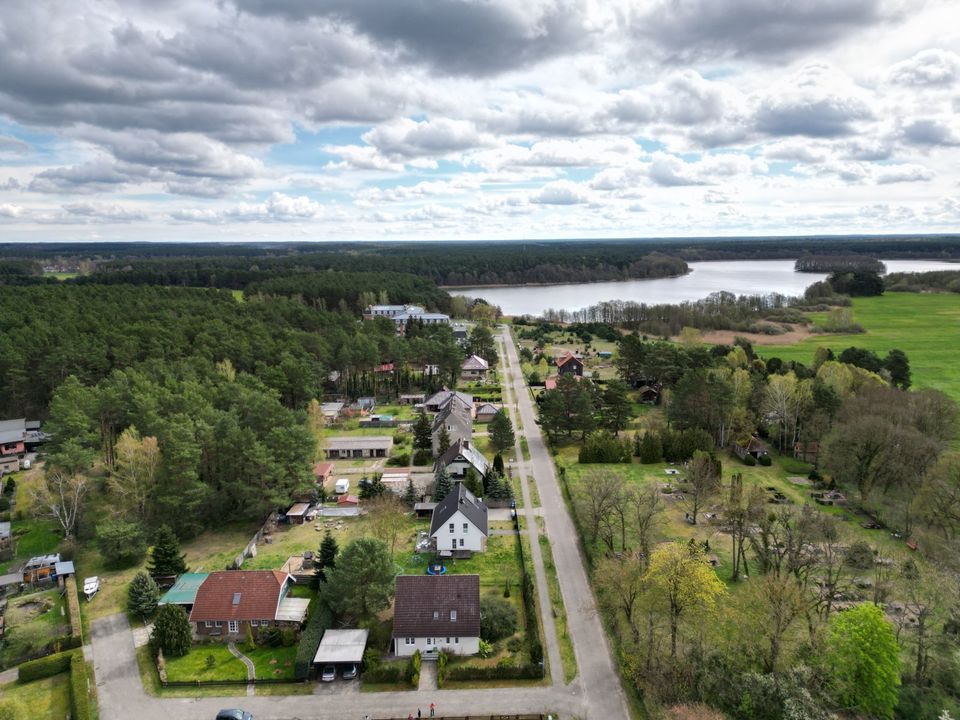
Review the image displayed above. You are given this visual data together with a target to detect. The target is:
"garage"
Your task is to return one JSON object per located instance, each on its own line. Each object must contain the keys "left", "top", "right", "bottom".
{"left": 312, "top": 628, "right": 368, "bottom": 681}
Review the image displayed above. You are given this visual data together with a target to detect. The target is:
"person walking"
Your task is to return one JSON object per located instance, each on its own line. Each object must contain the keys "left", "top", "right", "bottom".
{"left": 430, "top": 702, "right": 436, "bottom": 718}
{"left": 418, "top": 710, "right": 422, "bottom": 719}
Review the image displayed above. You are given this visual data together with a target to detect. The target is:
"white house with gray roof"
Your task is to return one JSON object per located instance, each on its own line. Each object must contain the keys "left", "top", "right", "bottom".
{"left": 430, "top": 482, "right": 488, "bottom": 555}
{"left": 435, "top": 439, "right": 490, "bottom": 479}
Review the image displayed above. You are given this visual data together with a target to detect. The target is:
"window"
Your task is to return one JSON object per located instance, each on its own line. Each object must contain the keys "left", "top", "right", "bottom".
{"left": 449, "top": 523, "right": 454, "bottom": 533}
{"left": 463, "top": 523, "right": 468, "bottom": 532}
{"left": 459, "top": 538, "right": 465, "bottom": 547}
{"left": 450, "top": 610, "right": 457, "bottom": 622}
{"left": 455, "top": 637, "right": 459, "bottom": 644}
{"left": 261, "top": 620, "right": 269, "bottom": 627}
{"left": 204, "top": 621, "right": 212, "bottom": 628}
{"left": 228, "top": 620, "right": 239, "bottom": 633}
{"left": 214, "top": 621, "right": 223, "bottom": 628}
{"left": 405, "top": 637, "right": 415, "bottom": 645}
{"left": 251, "top": 620, "right": 259, "bottom": 627}
{"left": 433, "top": 610, "right": 439, "bottom": 620}
{"left": 446, "top": 637, "right": 450, "bottom": 644}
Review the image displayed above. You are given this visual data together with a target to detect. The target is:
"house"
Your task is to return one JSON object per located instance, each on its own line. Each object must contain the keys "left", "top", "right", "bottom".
{"left": 636, "top": 384, "right": 660, "bottom": 404}
{"left": 285, "top": 502, "right": 311, "bottom": 524}
{"left": 320, "top": 402, "right": 344, "bottom": 422}
{"left": 556, "top": 352, "right": 584, "bottom": 377}
{"left": 189, "top": 570, "right": 308, "bottom": 640}
{"left": 461, "top": 355, "right": 489, "bottom": 381}
{"left": 429, "top": 482, "right": 488, "bottom": 556}
{"left": 473, "top": 402, "right": 501, "bottom": 423}
{"left": 346, "top": 397, "right": 376, "bottom": 416}
{"left": 0, "top": 419, "right": 26, "bottom": 458}
{"left": 733, "top": 436, "right": 768, "bottom": 460}
{"left": 313, "top": 462, "right": 334, "bottom": 484}
{"left": 392, "top": 574, "right": 481, "bottom": 657}
{"left": 365, "top": 305, "right": 450, "bottom": 336}
{"left": 424, "top": 390, "right": 474, "bottom": 415}
{"left": 337, "top": 494, "right": 359, "bottom": 506}
{"left": 793, "top": 441, "right": 820, "bottom": 464}
{"left": 399, "top": 394, "right": 426, "bottom": 405}
{"left": 0, "top": 456, "right": 18, "bottom": 476}
{"left": 432, "top": 403, "right": 473, "bottom": 456}
{"left": 158, "top": 573, "right": 209, "bottom": 613}
{"left": 22, "top": 553, "right": 60, "bottom": 584}
{"left": 324, "top": 436, "right": 392, "bottom": 460}
{"left": 435, "top": 439, "right": 490, "bottom": 479}
{"left": 313, "top": 628, "right": 369, "bottom": 676}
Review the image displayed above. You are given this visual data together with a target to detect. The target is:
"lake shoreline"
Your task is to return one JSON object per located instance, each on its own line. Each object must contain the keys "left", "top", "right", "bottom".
{"left": 441, "top": 271, "right": 690, "bottom": 291}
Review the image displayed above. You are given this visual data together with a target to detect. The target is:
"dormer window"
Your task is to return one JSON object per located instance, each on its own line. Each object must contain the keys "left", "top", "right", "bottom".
{"left": 433, "top": 610, "right": 439, "bottom": 620}
{"left": 450, "top": 610, "right": 457, "bottom": 622}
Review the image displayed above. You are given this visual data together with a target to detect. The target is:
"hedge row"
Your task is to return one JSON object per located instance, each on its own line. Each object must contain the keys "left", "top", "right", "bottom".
{"left": 362, "top": 664, "right": 408, "bottom": 684}
{"left": 65, "top": 577, "right": 82, "bottom": 640}
{"left": 17, "top": 650, "right": 76, "bottom": 683}
{"left": 293, "top": 600, "right": 334, "bottom": 680}
{"left": 514, "top": 515, "right": 543, "bottom": 665}
{"left": 445, "top": 663, "right": 544, "bottom": 681}
{"left": 69, "top": 653, "right": 91, "bottom": 720}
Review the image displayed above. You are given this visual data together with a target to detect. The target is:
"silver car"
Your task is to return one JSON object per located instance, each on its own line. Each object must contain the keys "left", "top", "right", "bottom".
{"left": 320, "top": 664, "right": 337, "bottom": 682}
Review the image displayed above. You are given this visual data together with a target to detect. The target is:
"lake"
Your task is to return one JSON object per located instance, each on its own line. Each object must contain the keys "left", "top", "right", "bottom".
{"left": 451, "top": 259, "right": 960, "bottom": 316}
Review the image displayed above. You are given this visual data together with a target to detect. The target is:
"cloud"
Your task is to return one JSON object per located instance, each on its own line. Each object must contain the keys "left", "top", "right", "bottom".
{"left": 362, "top": 118, "right": 493, "bottom": 158}
{"left": 0, "top": 203, "right": 24, "bottom": 218}
{"left": 762, "top": 140, "right": 830, "bottom": 164}
{"left": 323, "top": 145, "right": 404, "bottom": 172}
{"left": 530, "top": 180, "right": 588, "bottom": 204}
{"left": 28, "top": 159, "right": 143, "bottom": 194}
{"left": 170, "top": 192, "right": 324, "bottom": 223}
{"left": 755, "top": 65, "right": 874, "bottom": 138}
{"left": 888, "top": 49, "right": 960, "bottom": 86}
{"left": 874, "top": 163, "right": 933, "bottom": 184}
{"left": 34, "top": 201, "right": 148, "bottom": 224}
{"left": 0, "top": 136, "right": 30, "bottom": 155}
{"left": 634, "top": 0, "right": 887, "bottom": 62}
{"left": 648, "top": 151, "right": 757, "bottom": 187}
{"left": 234, "top": 0, "right": 593, "bottom": 76}
{"left": 900, "top": 118, "right": 960, "bottom": 146}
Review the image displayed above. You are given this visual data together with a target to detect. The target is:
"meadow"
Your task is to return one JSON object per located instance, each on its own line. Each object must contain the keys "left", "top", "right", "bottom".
{"left": 755, "top": 293, "right": 960, "bottom": 402}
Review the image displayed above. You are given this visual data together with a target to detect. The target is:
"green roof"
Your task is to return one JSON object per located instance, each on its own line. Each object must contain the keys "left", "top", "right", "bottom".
{"left": 159, "top": 573, "right": 208, "bottom": 606}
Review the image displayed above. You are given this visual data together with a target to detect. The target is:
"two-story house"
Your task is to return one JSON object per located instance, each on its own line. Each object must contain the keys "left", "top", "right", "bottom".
{"left": 460, "top": 355, "right": 489, "bottom": 381}
{"left": 431, "top": 402, "right": 472, "bottom": 456}
{"left": 556, "top": 352, "right": 584, "bottom": 377}
{"left": 435, "top": 439, "right": 490, "bottom": 480}
{"left": 429, "top": 481, "right": 488, "bottom": 556}
{"left": 392, "top": 574, "right": 481, "bottom": 657}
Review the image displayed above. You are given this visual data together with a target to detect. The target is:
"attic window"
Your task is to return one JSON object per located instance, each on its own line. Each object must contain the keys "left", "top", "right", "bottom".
{"left": 232, "top": 592, "right": 241, "bottom": 606}
{"left": 450, "top": 610, "right": 457, "bottom": 622}
{"left": 433, "top": 610, "right": 440, "bottom": 620}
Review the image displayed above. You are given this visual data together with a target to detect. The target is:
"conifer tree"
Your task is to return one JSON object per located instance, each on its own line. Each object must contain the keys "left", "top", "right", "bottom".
{"left": 147, "top": 525, "right": 188, "bottom": 578}
{"left": 489, "top": 410, "right": 515, "bottom": 452}
{"left": 127, "top": 571, "right": 160, "bottom": 617}
{"left": 434, "top": 466, "right": 453, "bottom": 501}
{"left": 402, "top": 477, "right": 417, "bottom": 506}
{"left": 437, "top": 424, "right": 451, "bottom": 456}
{"left": 151, "top": 604, "right": 192, "bottom": 657}
{"left": 413, "top": 409, "right": 432, "bottom": 451}
{"left": 315, "top": 530, "right": 339, "bottom": 585}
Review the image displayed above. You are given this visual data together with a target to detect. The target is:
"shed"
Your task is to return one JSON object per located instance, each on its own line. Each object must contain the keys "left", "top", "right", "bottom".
{"left": 286, "top": 503, "right": 311, "bottom": 524}
{"left": 54, "top": 561, "right": 75, "bottom": 577}
{"left": 313, "top": 628, "right": 369, "bottom": 667}
{"left": 313, "top": 462, "right": 334, "bottom": 483}
{"left": 337, "top": 495, "right": 359, "bottom": 506}
{"left": 159, "top": 573, "right": 209, "bottom": 609}
{"left": 414, "top": 502, "right": 437, "bottom": 518}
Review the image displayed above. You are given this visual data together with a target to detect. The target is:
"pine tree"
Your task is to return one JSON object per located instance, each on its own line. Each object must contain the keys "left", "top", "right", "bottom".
{"left": 315, "top": 530, "right": 339, "bottom": 585}
{"left": 434, "top": 466, "right": 453, "bottom": 501}
{"left": 359, "top": 474, "right": 385, "bottom": 499}
{"left": 464, "top": 468, "right": 483, "bottom": 496}
{"left": 150, "top": 604, "right": 192, "bottom": 657}
{"left": 638, "top": 432, "right": 664, "bottom": 464}
{"left": 437, "top": 424, "right": 451, "bottom": 456}
{"left": 147, "top": 525, "right": 188, "bottom": 578}
{"left": 127, "top": 571, "right": 160, "bottom": 617}
{"left": 492, "top": 453, "right": 505, "bottom": 476}
{"left": 413, "top": 409, "right": 432, "bottom": 451}
{"left": 402, "top": 477, "right": 417, "bottom": 506}
{"left": 489, "top": 410, "right": 515, "bottom": 453}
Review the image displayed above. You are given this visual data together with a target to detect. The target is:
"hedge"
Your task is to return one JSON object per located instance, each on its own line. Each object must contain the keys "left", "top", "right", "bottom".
{"left": 293, "top": 600, "right": 334, "bottom": 680}
{"left": 69, "top": 653, "right": 91, "bottom": 720}
{"left": 362, "top": 664, "right": 408, "bottom": 684}
{"left": 65, "top": 577, "right": 82, "bottom": 640}
{"left": 444, "top": 663, "right": 544, "bottom": 682}
{"left": 17, "top": 650, "right": 76, "bottom": 683}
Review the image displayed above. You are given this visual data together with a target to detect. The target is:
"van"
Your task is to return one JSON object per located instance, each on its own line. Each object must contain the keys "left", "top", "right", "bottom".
{"left": 334, "top": 478, "right": 350, "bottom": 494}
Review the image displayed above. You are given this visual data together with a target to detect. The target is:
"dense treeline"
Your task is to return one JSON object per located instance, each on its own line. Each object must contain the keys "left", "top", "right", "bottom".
{"left": 886, "top": 270, "right": 960, "bottom": 293}
{"left": 245, "top": 271, "right": 450, "bottom": 313}
{"left": 544, "top": 291, "right": 816, "bottom": 336}
{"left": 795, "top": 255, "right": 886, "bottom": 273}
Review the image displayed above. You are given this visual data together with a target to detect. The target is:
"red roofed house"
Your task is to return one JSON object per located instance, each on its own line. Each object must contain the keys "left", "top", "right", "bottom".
{"left": 556, "top": 352, "right": 584, "bottom": 377}
{"left": 313, "top": 462, "right": 334, "bottom": 484}
{"left": 189, "top": 570, "right": 309, "bottom": 641}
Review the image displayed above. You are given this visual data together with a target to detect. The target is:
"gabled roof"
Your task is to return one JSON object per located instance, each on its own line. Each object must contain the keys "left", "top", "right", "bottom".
{"left": 431, "top": 402, "right": 472, "bottom": 434}
{"left": 556, "top": 352, "right": 583, "bottom": 368}
{"left": 0, "top": 429, "right": 25, "bottom": 445}
{"left": 326, "top": 436, "right": 393, "bottom": 451}
{"left": 0, "top": 419, "right": 26, "bottom": 433}
{"left": 474, "top": 402, "right": 501, "bottom": 415}
{"left": 190, "top": 570, "right": 291, "bottom": 622}
{"left": 462, "top": 354, "right": 489, "bottom": 371}
{"left": 430, "top": 482, "right": 488, "bottom": 537}
{"left": 159, "top": 573, "right": 209, "bottom": 606}
{"left": 424, "top": 389, "right": 473, "bottom": 409}
{"left": 313, "top": 462, "right": 334, "bottom": 478}
{"left": 393, "top": 575, "right": 481, "bottom": 639}
{"left": 436, "top": 439, "right": 490, "bottom": 477}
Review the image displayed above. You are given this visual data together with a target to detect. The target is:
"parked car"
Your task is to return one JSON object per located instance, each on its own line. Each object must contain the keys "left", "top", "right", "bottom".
{"left": 342, "top": 663, "right": 358, "bottom": 680}
{"left": 216, "top": 710, "right": 253, "bottom": 720}
{"left": 320, "top": 664, "right": 337, "bottom": 682}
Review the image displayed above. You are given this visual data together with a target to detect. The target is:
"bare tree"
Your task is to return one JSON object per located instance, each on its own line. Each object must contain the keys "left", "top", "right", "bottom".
{"left": 574, "top": 470, "right": 624, "bottom": 549}
{"left": 683, "top": 451, "right": 721, "bottom": 526}
{"left": 594, "top": 555, "right": 645, "bottom": 642}
{"left": 366, "top": 495, "right": 408, "bottom": 555}
{"left": 630, "top": 485, "right": 664, "bottom": 569}
{"left": 31, "top": 470, "right": 89, "bottom": 541}
{"left": 724, "top": 473, "right": 765, "bottom": 581}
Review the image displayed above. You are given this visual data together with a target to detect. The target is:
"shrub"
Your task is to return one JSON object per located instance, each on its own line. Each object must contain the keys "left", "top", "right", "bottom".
{"left": 480, "top": 596, "right": 518, "bottom": 642}
{"left": 743, "top": 455, "right": 757, "bottom": 466}
{"left": 478, "top": 639, "right": 494, "bottom": 658}
{"left": 386, "top": 453, "right": 410, "bottom": 467}
{"left": 243, "top": 625, "right": 256, "bottom": 653}
{"left": 361, "top": 647, "right": 381, "bottom": 672}
{"left": 507, "top": 636, "right": 523, "bottom": 653}
{"left": 294, "top": 600, "right": 334, "bottom": 680}
{"left": 69, "top": 653, "right": 90, "bottom": 720}
{"left": 412, "top": 449, "right": 432, "bottom": 466}
{"left": 445, "top": 663, "right": 544, "bottom": 682}
{"left": 280, "top": 628, "right": 296, "bottom": 647}
{"left": 150, "top": 605, "right": 192, "bottom": 657}
{"left": 96, "top": 519, "right": 147, "bottom": 567}
{"left": 578, "top": 430, "right": 631, "bottom": 463}
{"left": 845, "top": 540, "right": 875, "bottom": 569}
{"left": 362, "top": 663, "right": 407, "bottom": 684}
{"left": 0, "top": 497, "right": 10, "bottom": 512}
{"left": 17, "top": 650, "right": 76, "bottom": 683}
{"left": 758, "top": 455, "right": 772, "bottom": 466}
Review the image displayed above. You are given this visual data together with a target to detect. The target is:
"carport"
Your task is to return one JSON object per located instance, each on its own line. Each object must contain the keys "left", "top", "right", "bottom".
{"left": 313, "top": 628, "right": 369, "bottom": 675}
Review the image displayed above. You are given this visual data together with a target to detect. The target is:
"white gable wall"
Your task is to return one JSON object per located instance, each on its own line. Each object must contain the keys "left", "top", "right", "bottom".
{"left": 431, "top": 509, "right": 485, "bottom": 553}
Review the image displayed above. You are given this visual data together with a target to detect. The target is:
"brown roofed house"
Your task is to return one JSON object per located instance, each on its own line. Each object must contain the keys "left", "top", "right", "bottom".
{"left": 190, "top": 570, "right": 308, "bottom": 640}
{"left": 392, "top": 575, "right": 481, "bottom": 657}
{"left": 556, "top": 352, "right": 584, "bottom": 377}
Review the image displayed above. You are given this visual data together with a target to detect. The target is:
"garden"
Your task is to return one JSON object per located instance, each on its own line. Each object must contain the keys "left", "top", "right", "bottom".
{"left": 0, "top": 589, "right": 70, "bottom": 668}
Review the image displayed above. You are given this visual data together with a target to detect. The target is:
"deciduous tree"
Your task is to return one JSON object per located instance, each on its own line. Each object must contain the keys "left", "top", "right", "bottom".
{"left": 323, "top": 538, "right": 395, "bottom": 619}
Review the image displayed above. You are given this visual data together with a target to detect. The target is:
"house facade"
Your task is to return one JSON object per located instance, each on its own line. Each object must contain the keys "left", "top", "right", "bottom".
{"left": 424, "top": 390, "right": 474, "bottom": 415}
{"left": 473, "top": 402, "right": 501, "bottom": 423}
{"left": 556, "top": 352, "right": 584, "bottom": 377}
{"left": 324, "top": 436, "right": 392, "bottom": 459}
{"left": 364, "top": 305, "right": 450, "bottom": 336}
{"left": 431, "top": 403, "right": 472, "bottom": 456}
{"left": 392, "top": 575, "right": 481, "bottom": 657}
{"left": 435, "top": 439, "right": 490, "bottom": 479}
{"left": 461, "top": 355, "right": 489, "bottom": 380}
{"left": 190, "top": 570, "right": 308, "bottom": 640}
{"left": 430, "top": 482, "right": 488, "bottom": 555}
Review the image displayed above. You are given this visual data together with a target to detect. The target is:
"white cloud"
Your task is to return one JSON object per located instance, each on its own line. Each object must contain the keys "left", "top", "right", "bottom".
{"left": 530, "top": 180, "right": 588, "bottom": 205}
{"left": 888, "top": 49, "right": 960, "bottom": 86}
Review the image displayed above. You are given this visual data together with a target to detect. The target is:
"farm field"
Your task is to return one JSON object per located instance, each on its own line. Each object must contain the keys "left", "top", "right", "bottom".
{"left": 755, "top": 293, "right": 960, "bottom": 403}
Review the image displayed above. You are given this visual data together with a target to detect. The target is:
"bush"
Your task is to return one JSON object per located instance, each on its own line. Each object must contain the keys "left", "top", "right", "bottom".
{"left": 150, "top": 605, "right": 192, "bottom": 657}
{"left": 386, "top": 453, "right": 410, "bottom": 467}
{"left": 280, "top": 628, "right": 296, "bottom": 647}
{"left": 0, "top": 497, "right": 10, "bottom": 512}
{"left": 578, "top": 430, "right": 631, "bottom": 463}
{"left": 480, "top": 596, "right": 518, "bottom": 642}
{"left": 362, "top": 663, "right": 407, "bottom": 684}
{"left": 478, "top": 639, "right": 494, "bottom": 658}
{"left": 445, "top": 663, "right": 544, "bottom": 682}
{"left": 17, "top": 650, "right": 76, "bottom": 683}
{"left": 96, "top": 519, "right": 146, "bottom": 567}
{"left": 361, "top": 647, "right": 381, "bottom": 672}
{"left": 294, "top": 601, "right": 334, "bottom": 680}
{"left": 845, "top": 541, "right": 875, "bottom": 569}
{"left": 69, "top": 653, "right": 90, "bottom": 720}
{"left": 743, "top": 454, "right": 757, "bottom": 466}
{"left": 758, "top": 455, "right": 772, "bottom": 466}
{"left": 412, "top": 449, "right": 432, "bottom": 466}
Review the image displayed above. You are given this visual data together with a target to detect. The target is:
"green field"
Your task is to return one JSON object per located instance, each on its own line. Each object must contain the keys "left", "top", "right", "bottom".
{"left": 755, "top": 293, "right": 960, "bottom": 402}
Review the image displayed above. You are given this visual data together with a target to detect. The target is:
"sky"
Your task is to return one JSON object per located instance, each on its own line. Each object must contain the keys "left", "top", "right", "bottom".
{"left": 0, "top": 0, "right": 958, "bottom": 242}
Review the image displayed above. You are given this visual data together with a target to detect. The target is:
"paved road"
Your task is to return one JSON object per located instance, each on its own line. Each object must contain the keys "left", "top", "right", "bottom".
{"left": 498, "top": 326, "right": 631, "bottom": 720}
{"left": 91, "top": 614, "right": 575, "bottom": 720}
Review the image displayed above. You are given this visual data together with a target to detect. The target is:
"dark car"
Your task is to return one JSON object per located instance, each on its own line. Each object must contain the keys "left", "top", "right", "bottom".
{"left": 216, "top": 711, "right": 253, "bottom": 720}
{"left": 341, "top": 663, "right": 358, "bottom": 680}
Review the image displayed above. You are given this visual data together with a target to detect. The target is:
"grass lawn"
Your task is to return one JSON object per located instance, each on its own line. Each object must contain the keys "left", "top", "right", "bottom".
{"left": 245, "top": 645, "right": 297, "bottom": 680}
{"left": 538, "top": 533, "right": 576, "bottom": 684}
{"left": 44, "top": 272, "right": 78, "bottom": 281}
{"left": 755, "top": 294, "right": 960, "bottom": 404}
{"left": 0, "top": 589, "right": 69, "bottom": 667}
{"left": 0, "top": 674, "right": 71, "bottom": 717}
{"left": 164, "top": 644, "right": 247, "bottom": 682}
